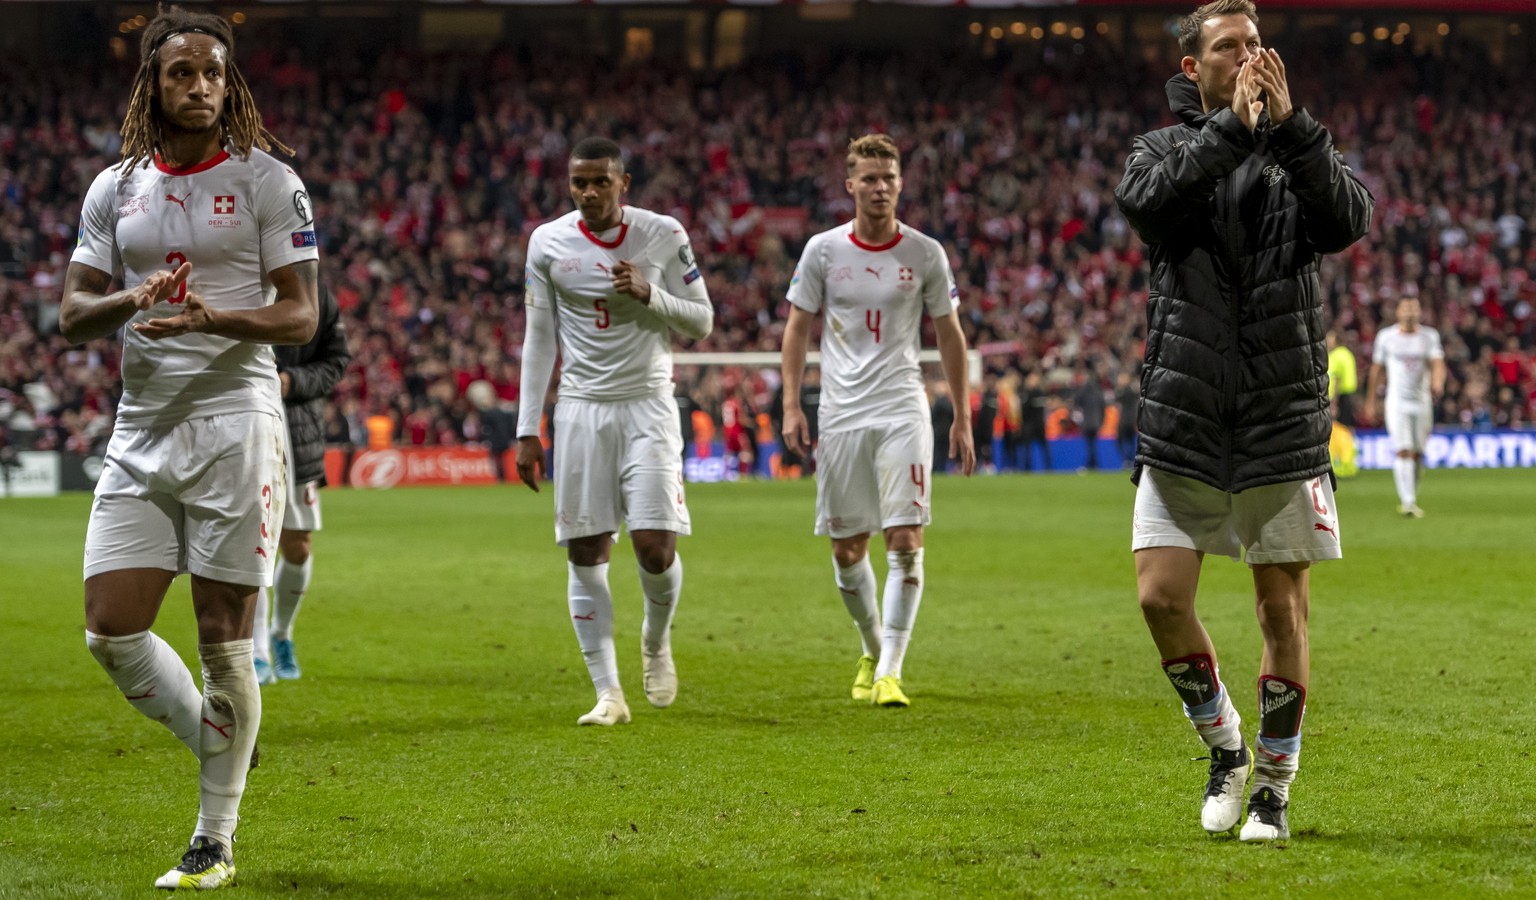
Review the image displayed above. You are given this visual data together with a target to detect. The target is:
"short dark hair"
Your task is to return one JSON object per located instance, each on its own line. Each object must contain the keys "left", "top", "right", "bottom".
{"left": 570, "top": 137, "right": 624, "bottom": 170}
{"left": 1178, "top": 0, "right": 1259, "bottom": 57}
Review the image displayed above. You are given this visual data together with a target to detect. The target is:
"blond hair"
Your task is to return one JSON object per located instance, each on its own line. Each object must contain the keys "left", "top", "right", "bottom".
{"left": 846, "top": 134, "right": 900, "bottom": 175}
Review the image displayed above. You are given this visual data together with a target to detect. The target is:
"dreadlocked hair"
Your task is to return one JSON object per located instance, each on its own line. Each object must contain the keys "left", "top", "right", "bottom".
{"left": 117, "top": 3, "right": 292, "bottom": 173}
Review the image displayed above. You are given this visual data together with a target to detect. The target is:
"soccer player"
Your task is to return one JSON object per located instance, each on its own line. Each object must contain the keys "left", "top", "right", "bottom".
{"left": 58, "top": 5, "right": 318, "bottom": 890}
{"left": 1114, "top": 0, "right": 1373, "bottom": 841}
{"left": 1366, "top": 298, "right": 1445, "bottom": 517}
{"left": 780, "top": 134, "right": 977, "bottom": 709}
{"left": 516, "top": 138, "right": 713, "bottom": 726}
{"left": 253, "top": 282, "right": 350, "bottom": 684}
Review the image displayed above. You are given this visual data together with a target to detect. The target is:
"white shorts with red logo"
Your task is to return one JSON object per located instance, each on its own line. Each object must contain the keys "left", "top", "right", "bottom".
{"left": 85, "top": 411, "right": 287, "bottom": 585}
{"left": 278, "top": 406, "right": 322, "bottom": 532}
{"left": 814, "top": 418, "right": 933, "bottom": 539}
{"left": 552, "top": 396, "right": 689, "bottom": 545}
{"left": 1131, "top": 467, "right": 1341, "bottom": 565}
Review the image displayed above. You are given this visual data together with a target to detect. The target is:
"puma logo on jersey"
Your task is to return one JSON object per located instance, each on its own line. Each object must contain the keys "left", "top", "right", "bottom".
{"left": 596, "top": 262, "right": 612, "bottom": 276}
{"left": 865, "top": 267, "right": 883, "bottom": 279}
{"left": 165, "top": 192, "right": 191, "bottom": 210}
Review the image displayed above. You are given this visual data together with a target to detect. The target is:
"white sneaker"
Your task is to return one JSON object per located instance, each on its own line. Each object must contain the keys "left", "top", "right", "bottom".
{"left": 1239, "top": 786, "right": 1290, "bottom": 841}
{"left": 577, "top": 689, "right": 631, "bottom": 726}
{"left": 1200, "top": 742, "right": 1252, "bottom": 833}
{"left": 642, "top": 645, "right": 678, "bottom": 708}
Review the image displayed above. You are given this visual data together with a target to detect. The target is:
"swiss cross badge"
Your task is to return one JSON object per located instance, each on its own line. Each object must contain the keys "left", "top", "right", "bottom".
{"left": 899, "top": 267, "right": 914, "bottom": 282}
{"left": 213, "top": 195, "right": 236, "bottom": 215}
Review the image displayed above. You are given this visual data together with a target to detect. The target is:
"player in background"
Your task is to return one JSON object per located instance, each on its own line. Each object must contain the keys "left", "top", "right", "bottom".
{"left": 516, "top": 138, "right": 713, "bottom": 726}
{"left": 1366, "top": 298, "right": 1445, "bottom": 517}
{"left": 781, "top": 134, "right": 976, "bottom": 709}
{"left": 1114, "top": 0, "right": 1372, "bottom": 842}
{"left": 253, "top": 282, "right": 350, "bottom": 683}
{"left": 58, "top": 5, "right": 318, "bottom": 889}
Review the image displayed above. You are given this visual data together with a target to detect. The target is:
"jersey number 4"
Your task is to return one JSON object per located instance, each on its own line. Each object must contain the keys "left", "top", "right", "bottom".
{"left": 866, "top": 310, "right": 882, "bottom": 343}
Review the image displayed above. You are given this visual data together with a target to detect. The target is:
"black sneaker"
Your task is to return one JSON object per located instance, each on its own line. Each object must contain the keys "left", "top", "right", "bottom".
{"left": 153, "top": 836, "right": 235, "bottom": 890}
{"left": 1198, "top": 742, "right": 1252, "bottom": 833}
{"left": 1239, "top": 786, "right": 1290, "bottom": 841}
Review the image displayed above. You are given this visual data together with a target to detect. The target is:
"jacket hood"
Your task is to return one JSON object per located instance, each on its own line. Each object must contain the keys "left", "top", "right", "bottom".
{"left": 1166, "top": 73, "right": 1207, "bottom": 125}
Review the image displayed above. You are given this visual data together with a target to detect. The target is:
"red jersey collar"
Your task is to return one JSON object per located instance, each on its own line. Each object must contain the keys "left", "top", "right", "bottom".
{"left": 848, "top": 224, "right": 903, "bottom": 252}
{"left": 579, "top": 216, "right": 628, "bottom": 249}
{"left": 154, "top": 149, "right": 231, "bottom": 176}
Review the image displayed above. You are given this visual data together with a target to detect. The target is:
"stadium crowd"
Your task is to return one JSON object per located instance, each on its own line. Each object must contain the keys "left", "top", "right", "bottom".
{"left": 2, "top": 29, "right": 1533, "bottom": 469}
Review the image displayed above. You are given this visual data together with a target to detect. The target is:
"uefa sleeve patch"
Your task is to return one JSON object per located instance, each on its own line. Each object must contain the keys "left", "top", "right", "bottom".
{"left": 950, "top": 285, "right": 960, "bottom": 300}
{"left": 683, "top": 267, "right": 702, "bottom": 285}
{"left": 290, "top": 230, "right": 317, "bottom": 248}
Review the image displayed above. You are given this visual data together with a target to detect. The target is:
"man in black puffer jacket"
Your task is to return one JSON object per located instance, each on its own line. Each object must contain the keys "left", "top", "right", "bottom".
{"left": 253, "top": 284, "right": 350, "bottom": 685}
{"left": 1113, "top": 0, "right": 1372, "bottom": 844}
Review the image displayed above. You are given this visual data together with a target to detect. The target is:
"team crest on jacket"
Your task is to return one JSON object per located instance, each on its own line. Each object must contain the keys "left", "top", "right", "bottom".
{"left": 1263, "top": 164, "right": 1286, "bottom": 186}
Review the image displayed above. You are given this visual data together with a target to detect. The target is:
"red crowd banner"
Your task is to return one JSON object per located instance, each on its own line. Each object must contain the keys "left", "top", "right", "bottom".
{"left": 331, "top": 446, "right": 518, "bottom": 489}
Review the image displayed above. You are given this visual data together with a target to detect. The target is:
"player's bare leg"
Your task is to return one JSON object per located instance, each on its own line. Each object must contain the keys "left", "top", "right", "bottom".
{"left": 568, "top": 534, "right": 629, "bottom": 725}
{"left": 1136, "top": 547, "right": 1250, "bottom": 833}
{"left": 1242, "top": 562, "right": 1310, "bottom": 841}
{"left": 85, "top": 568, "right": 202, "bottom": 753}
{"left": 871, "top": 525, "right": 924, "bottom": 707}
{"left": 831, "top": 533, "right": 881, "bottom": 701}
{"left": 632, "top": 529, "right": 681, "bottom": 708}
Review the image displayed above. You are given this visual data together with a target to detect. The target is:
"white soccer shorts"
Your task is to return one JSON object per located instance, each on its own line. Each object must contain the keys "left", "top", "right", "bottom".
{"left": 814, "top": 418, "right": 933, "bottom": 539}
{"left": 283, "top": 479, "right": 322, "bottom": 532}
{"left": 1131, "top": 467, "right": 1341, "bottom": 565}
{"left": 552, "top": 396, "right": 689, "bottom": 545}
{"left": 85, "top": 411, "right": 288, "bottom": 585}
{"left": 277, "top": 407, "right": 322, "bottom": 532}
{"left": 1385, "top": 403, "right": 1433, "bottom": 455}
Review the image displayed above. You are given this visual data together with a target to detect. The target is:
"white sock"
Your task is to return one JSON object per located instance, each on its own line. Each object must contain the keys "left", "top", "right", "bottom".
{"left": 270, "top": 556, "right": 312, "bottom": 641}
{"left": 638, "top": 556, "right": 682, "bottom": 655}
{"left": 568, "top": 562, "right": 618, "bottom": 694}
{"left": 875, "top": 548, "right": 924, "bottom": 680}
{"left": 1253, "top": 736, "right": 1302, "bottom": 803}
{"left": 196, "top": 640, "right": 261, "bottom": 851}
{"left": 1187, "top": 684, "right": 1244, "bottom": 752}
{"left": 252, "top": 588, "right": 272, "bottom": 662}
{"left": 1393, "top": 456, "right": 1416, "bottom": 507}
{"left": 834, "top": 556, "right": 881, "bottom": 657}
{"left": 86, "top": 631, "right": 202, "bottom": 757}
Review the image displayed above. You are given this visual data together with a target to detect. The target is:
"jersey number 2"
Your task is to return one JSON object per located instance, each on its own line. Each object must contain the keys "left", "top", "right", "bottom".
{"left": 165, "top": 251, "right": 187, "bottom": 304}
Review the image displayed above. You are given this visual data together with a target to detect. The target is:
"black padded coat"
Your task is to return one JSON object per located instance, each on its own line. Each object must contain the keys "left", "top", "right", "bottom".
{"left": 1114, "top": 75, "right": 1374, "bottom": 492}
{"left": 276, "top": 285, "right": 349, "bottom": 487}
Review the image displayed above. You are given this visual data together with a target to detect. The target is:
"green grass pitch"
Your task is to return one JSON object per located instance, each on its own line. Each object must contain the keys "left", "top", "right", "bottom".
{"left": 2, "top": 469, "right": 1533, "bottom": 897}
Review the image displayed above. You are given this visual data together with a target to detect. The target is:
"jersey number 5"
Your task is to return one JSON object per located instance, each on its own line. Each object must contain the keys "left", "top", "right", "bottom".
{"left": 594, "top": 298, "right": 610, "bottom": 330}
{"left": 165, "top": 251, "right": 187, "bottom": 304}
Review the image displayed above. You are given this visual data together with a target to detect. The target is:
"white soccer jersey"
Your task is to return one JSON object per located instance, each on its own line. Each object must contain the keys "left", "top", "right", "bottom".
{"left": 522, "top": 207, "right": 711, "bottom": 411}
{"left": 1372, "top": 324, "right": 1444, "bottom": 409}
{"left": 72, "top": 146, "right": 319, "bottom": 427}
{"left": 786, "top": 222, "right": 958, "bottom": 433}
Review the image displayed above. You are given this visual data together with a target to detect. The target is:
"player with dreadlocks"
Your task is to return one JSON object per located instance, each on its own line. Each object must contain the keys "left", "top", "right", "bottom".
{"left": 59, "top": 4, "right": 319, "bottom": 890}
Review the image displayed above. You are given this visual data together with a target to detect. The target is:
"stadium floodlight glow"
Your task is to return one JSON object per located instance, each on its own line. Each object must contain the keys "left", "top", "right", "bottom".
{"left": 1437, "top": 23, "right": 1450, "bottom": 35}
{"left": 1373, "top": 26, "right": 1389, "bottom": 40}
{"left": 1096, "top": 22, "right": 1109, "bottom": 35}
{"left": 1350, "top": 31, "right": 1366, "bottom": 44}
{"left": 989, "top": 26, "right": 1003, "bottom": 40}
{"left": 969, "top": 22, "right": 982, "bottom": 36}
{"left": 1011, "top": 22, "right": 1025, "bottom": 36}
{"left": 1031, "top": 26, "right": 1044, "bottom": 39}
{"left": 1071, "top": 26, "right": 1085, "bottom": 40}
{"left": 1051, "top": 22, "right": 1067, "bottom": 36}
